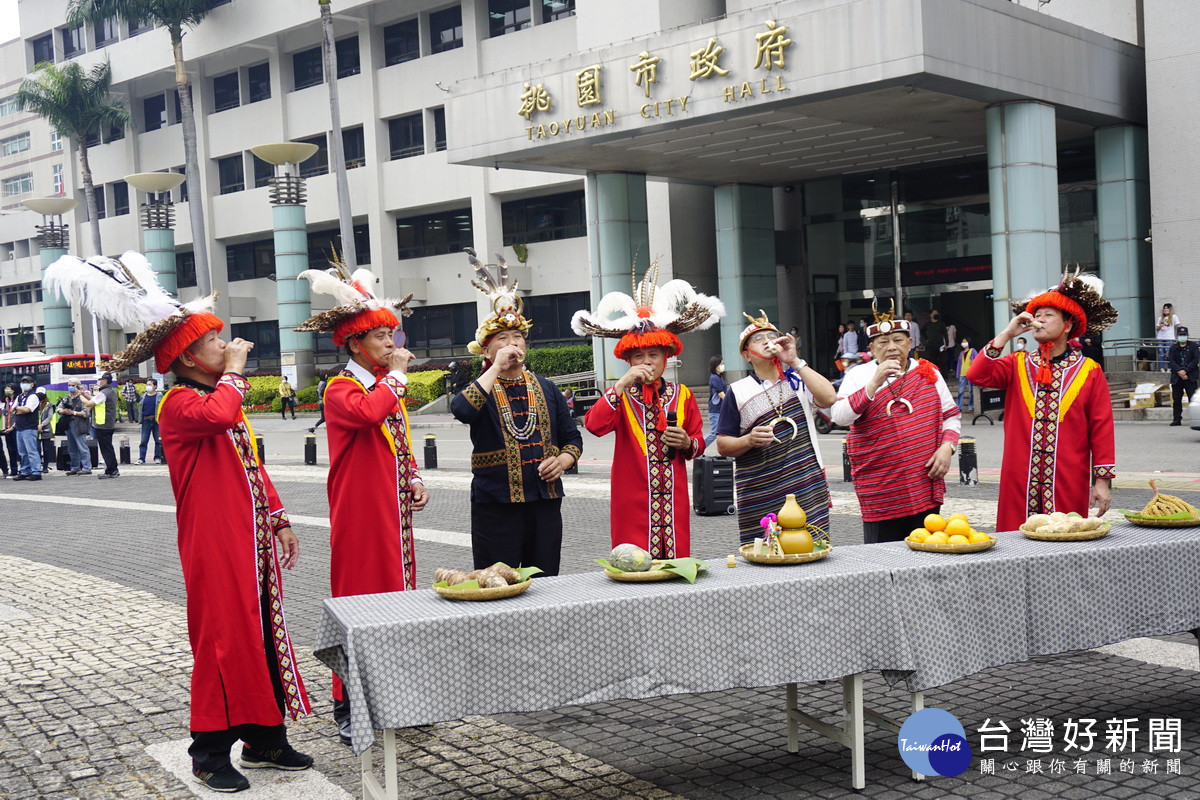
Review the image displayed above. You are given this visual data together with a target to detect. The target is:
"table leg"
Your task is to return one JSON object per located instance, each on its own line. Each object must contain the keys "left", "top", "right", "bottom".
{"left": 910, "top": 692, "right": 925, "bottom": 782}
{"left": 359, "top": 729, "right": 400, "bottom": 800}
{"left": 842, "top": 674, "right": 865, "bottom": 790}
{"left": 786, "top": 683, "right": 799, "bottom": 753}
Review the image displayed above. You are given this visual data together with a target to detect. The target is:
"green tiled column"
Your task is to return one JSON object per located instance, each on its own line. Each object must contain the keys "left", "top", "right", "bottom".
{"left": 586, "top": 172, "right": 649, "bottom": 383}
{"left": 715, "top": 184, "right": 776, "bottom": 371}
{"left": 273, "top": 202, "right": 313, "bottom": 385}
{"left": 987, "top": 102, "right": 1061, "bottom": 334}
{"left": 143, "top": 228, "right": 177, "bottom": 297}
{"left": 40, "top": 246, "right": 73, "bottom": 355}
{"left": 1095, "top": 125, "right": 1152, "bottom": 348}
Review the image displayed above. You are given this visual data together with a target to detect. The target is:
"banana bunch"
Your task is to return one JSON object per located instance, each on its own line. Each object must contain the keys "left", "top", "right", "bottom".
{"left": 1138, "top": 480, "right": 1200, "bottom": 519}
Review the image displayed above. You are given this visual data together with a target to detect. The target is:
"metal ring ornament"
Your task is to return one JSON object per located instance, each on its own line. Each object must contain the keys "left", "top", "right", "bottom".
{"left": 768, "top": 415, "right": 799, "bottom": 442}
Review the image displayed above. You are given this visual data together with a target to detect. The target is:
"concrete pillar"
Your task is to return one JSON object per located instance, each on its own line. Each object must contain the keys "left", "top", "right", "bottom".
{"left": 143, "top": 228, "right": 177, "bottom": 297}
{"left": 39, "top": 246, "right": 73, "bottom": 355}
{"left": 714, "top": 184, "right": 776, "bottom": 379}
{"left": 273, "top": 202, "right": 314, "bottom": 388}
{"left": 986, "top": 101, "right": 1061, "bottom": 334}
{"left": 585, "top": 172, "right": 649, "bottom": 383}
{"left": 1095, "top": 125, "right": 1152, "bottom": 349}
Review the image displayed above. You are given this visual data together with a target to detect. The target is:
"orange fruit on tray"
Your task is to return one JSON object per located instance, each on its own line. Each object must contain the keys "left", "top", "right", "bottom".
{"left": 908, "top": 529, "right": 928, "bottom": 543}
{"left": 944, "top": 518, "right": 970, "bottom": 538}
{"left": 924, "top": 514, "right": 947, "bottom": 533}
{"left": 968, "top": 530, "right": 990, "bottom": 543}
{"left": 948, "top": 534, "right": 970, "bottom": 545}
{"left": 947, "top": 512, "right": 969, "bottom": 524}
{"left": 924, "top": 532, "right": 949, "bottom": 545}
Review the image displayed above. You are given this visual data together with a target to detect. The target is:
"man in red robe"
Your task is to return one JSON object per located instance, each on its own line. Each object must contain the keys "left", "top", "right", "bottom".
{"left": 297, "top": 272, "right": 427, "bottom": 745}
{"left": 967, "top": 272, "right": 1117, "bottom": 531}
{"left": 573, "top": 270, "right": 723, "bottom": 558}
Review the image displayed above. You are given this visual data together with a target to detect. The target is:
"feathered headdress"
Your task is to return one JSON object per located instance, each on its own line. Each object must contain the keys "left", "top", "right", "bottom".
{"left": 1011, "top": 265, "right": 1118, "bottom": 339}
{"left": 43, "top": 251, "right": 222, "bottom": 373}
{"left": 295, "top": 249, "right": 412, "bottom": 347}
{"left": 863, "top": 298, "right": 912, "bottom": 340}
{"left": 464, "top": 247, "right": 533, "bottom": 355}
{"left": 737, "top": 309, "right": 782, "bottom": 352}
{"left": 570, "top": 263, "right": 725, "bottom": 360}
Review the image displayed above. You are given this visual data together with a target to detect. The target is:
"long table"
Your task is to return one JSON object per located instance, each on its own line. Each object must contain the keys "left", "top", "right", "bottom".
{"left": 314, "top": 523, "right": 1200, "bottom": 797}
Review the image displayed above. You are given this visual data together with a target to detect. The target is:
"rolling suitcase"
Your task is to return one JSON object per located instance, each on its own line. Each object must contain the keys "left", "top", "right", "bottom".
{"left": 692, "top": 455, "right": 736, "bottom": 516}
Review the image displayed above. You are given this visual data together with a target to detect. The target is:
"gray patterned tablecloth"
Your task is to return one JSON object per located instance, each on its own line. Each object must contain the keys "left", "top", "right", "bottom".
{"left": 314, "top": 555, "right": 914, "bottom": 754}
{"left": 837, "top": 523, "right": 1200, "bottom": 691}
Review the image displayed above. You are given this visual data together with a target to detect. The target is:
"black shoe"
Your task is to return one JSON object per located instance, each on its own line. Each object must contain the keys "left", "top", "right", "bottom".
{"left": 78, "top": 470, "right": 92, "bottom": 475}
{"left": 26, "top": 475, "right": 41, "bottom": 481}
{"left": 333, "top": 698, "right": 352, "bottom": 746}
{"left": 307, "top": 427, "right": 315, "bottom": 434}
{"left": 192, "top": 764, "right": 250, "bottom": 793}
{"left": 238, "top": 744, "right": 313, "bottom": 771}
{"left": 12, "top": 475, "right": 26, "bottom": 481}
{"left": 98, "top": 472, "right": 120, "bottom": 479}
{"left": 1170, "top": 420, "right": 1182, "bottom": 426}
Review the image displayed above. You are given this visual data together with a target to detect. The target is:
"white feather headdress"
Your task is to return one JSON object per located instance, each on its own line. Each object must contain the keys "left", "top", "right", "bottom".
{"left": 294, "top": 250, "right": 412, "bottom": 343}
{"left": 570, "top": 263, "right": 725, "bottom": 342}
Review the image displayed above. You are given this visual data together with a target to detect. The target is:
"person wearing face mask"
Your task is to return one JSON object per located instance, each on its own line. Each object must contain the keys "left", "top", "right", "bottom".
{"left": 80, "top": 373, "right": 120, "bottom": 478}
{"left": 967, "top": 271, "right": 1117, "bottom": 531}
{"left": 1012, "top": 337, "right": 1027, "bottom": 353}
{"left": 955, "top": 339, "right": 978, "bottom": 413}
{"left": 831, "top": 303, "right": 961, "bottom": 543}
{"left": 2, "top": 384, "right": 20, "bottom": 476}
{"left": 43, "top": 250, "right": 313, "bottom": 792}
{"left": 451, "top": 249, "right": 582, "bottom": 577}
{"left": 575, "top": 272, "right": 721, "bottom": 559}
{"left": 704, "top": 355, "right": 728, "bottom": 451}
{"left": 1167, "top": 326, "right": 1199, "bottom": 427}
{"left": 8, "top": 375, "right": 42, "bottom": 481}
{"left": 137, "top": 378, "right": 164, "bottom": 464}
{"left": 59, "top": 380, "right": 93, "bottom": 475}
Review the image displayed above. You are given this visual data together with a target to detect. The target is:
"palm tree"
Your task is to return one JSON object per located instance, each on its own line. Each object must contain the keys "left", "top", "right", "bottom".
{"left": 16, "top": 59, "right": 131, "bottom": 257}
{"left": 67, "top": 0, "right": 218, "bottom": 297}
{"left": 320, "top": 0, "right": 356, "bottom": 268}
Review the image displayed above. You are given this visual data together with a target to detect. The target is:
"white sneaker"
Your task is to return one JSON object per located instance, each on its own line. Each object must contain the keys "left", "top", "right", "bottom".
{"left": 135, "top": 460, "right": 145, "bottom": 465}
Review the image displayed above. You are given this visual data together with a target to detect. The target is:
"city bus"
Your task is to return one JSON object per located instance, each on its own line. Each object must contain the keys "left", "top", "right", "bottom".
{"left": 0, "top": 352, "right": 111, "bottom": 402}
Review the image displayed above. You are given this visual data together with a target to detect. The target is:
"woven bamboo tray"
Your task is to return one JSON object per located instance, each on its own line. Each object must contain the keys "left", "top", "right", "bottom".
{"left": 739, "top": 543, "right": 832, "bottom": 565}
{"left": 434, "top": 579, "right": 532, "bottom": 601}
{"left": 1019, "top": 521, "right": 1113, "bottom": 541}
{"left": 1120, "top": 514, "right": 1200, "bottom": 529}
{"left": 604, "top": 565, "right": 680, "bottom": 582}
{"left": 906, "top": 537, "right": 996, "bottom": 554}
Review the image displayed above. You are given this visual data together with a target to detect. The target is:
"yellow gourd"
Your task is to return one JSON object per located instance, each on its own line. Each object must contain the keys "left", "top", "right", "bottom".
{"left": 777, "top": 494, "right": 807, "bottom": 529}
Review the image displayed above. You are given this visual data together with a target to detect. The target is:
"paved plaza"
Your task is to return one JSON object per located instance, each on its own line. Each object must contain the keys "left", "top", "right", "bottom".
{"left": 2, "top": 416, "right": 1199, "bottom": 799}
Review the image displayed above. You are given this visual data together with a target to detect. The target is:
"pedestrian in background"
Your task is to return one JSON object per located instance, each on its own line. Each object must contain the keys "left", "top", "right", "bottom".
{"left": 121, "top": 378, "right": 140, "bottom": 424}
{"left": 1156, "top": 303, "right": 1180, "bottom": 370}
{"left": 82, "top": 372, "right": 120, "bottom": 479}
{"left": 3, "top": 384, "right": 23, "bottom": 478}
{"left": 923, "top": 310, "right": 947, "bottom": 374}
{"left": 904, "top": 310, "right": 922, "bottom": 357}
{"left": 278, "top": 377, "right": 297, "bottom": 420}
{"left": 60, "top": 379, "right": 92, "bottom": 475}
{"left": 9, "top": 376, "right": 41, "bottom": 481}
{"left": 308, "top": 377, "right": 328, "bottom": 433}
{"left": 138, "top": 378, "right": 164, "bottom": 463}
{"left": 956, "top": 338, "right": 978, "bottom": 412}
{"left": 704, "top": 355, "right": 727, "bottom": 451}
{"left": 1079, "top": 333, "right": 1105, "bottom": 370}
{"left": 36, "top": 387, "right": 54, "bottom": 473}
{"left": 0, "top": 384, "right": 13, "bottom": 478}
{"left": 838, "top": 321, "right": 860, "bottom": 358}
{"left": 1167, "top": 326, "right": 1199, "bottom": 427}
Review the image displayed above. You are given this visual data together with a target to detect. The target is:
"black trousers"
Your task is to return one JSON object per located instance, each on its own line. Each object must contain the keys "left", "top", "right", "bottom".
{"left": 471, "top": 498, "right": 563, "bottom": 576}
{"left": 93, "top": 428, "right": 118, "bottom": 474}
{"left": 862, "top": 506, "right": 940, "bottom": 544}
{"left": 1172, "top": 379, "right": 1197, "bottom": 423}
{"left": 188, "top": 579, "right": 289, "bottom": 771}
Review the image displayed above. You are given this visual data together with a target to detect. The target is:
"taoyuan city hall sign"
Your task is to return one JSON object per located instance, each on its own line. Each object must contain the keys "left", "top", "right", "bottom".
{"left": 517, "top": 19, "right": 795, "bottom": 141}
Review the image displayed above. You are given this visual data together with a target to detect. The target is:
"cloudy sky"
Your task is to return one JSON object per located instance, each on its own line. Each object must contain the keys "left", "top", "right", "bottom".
{"left": 1, "top": 0, "right": 18, "bottom": 44}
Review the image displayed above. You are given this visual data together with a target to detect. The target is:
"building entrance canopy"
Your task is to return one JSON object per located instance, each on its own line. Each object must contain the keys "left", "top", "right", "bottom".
{"left": 446, "top": 0, "right": 1144, "bottom": 184}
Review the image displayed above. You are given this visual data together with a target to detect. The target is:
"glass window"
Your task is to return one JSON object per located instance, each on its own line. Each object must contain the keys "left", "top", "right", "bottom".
{"left": 309, "top": 223, "right": 370, "bottom": 267}
{"left": 343, "top": 126, "right": 365, "bottom": 169}
{"left": 128, "top": 15, "right": 153, "bottom": 35}
{"left": 252, "top": 153, "right": 274, "bottom": 188}
{"left": 176, "top": 250, "right": 196, "bottom": 288}
{"left": 541, "top": 0, "right": 576, "bottom": 22}
{"left": 31, "top": 34, "right": 54, "bottom": 65}
{"left": 430, "top": 6, "right": 464, "bottom": 53}
{"left": 501, "top": 190, "right": 585, "bottom": 245}
{"left": 112, "top": 181, "right": 129, "bottom": 216}
{"left": 388, "top": 114, "right": 424, "bottom": 160}
{"left": 50, "top": 129, "right": 62, "bottom": 151}
{"left": 226, "top": 238, "right": 275, "bottom": 281}
{"left": 229, "top": 321, "right": 280, "bottom": 363}
{"left": 405, "top": 302, "right": 475, "bottom": 350}
{"left": 0, "top": 96, "right": 18, "bottom": 116}
{"left": 526, "top": 292, "right": 590, "bottom": 341}
{"left": 81, "top": 130, "right": 100, "bottom": 148}
{"left": 292, "top": 46, "right": 323, "bottom": 90}
{"left": 95, "top": 16, "right": 119, "bottom": 47}
{"left": 335, "top": 35, "right": 360, "bottom": 78}
{"left": 213, "top": 72, "right": 239, "bottom": 112}
{"left": 396, "top": 208, "right": 473, "bottom": 259}
{"left": 433, "top": 107, "right": 447, "bottom": 151}
{"left": 92, "top": 186, "right": 106, "bottom": 219}
{"left": 143, "top": 94, "right": 167, "bottom": 131}
{"left": 172, "top": 89, "right": 182, "bottom": 124}
{"left": 174, "top": 167, "right": 188, "bottom": 202}
{"left": 61, "top": 26, "right": 83, "bottom": 57}
{"left": 1, "top": 133, "right": 31, "bottom": 157}
{"left": 1, "top": 174, "right": 33, "bottom": 197}
{"left": 52, "top": 164, "right": 64, "bottom": 195}
{"left": 217, "top": 154, "right": 244, "bottom": 194}
{"left": 247, "top": 62, "right": 271, "bottom": 103}
{"left": 103, "top": 122, "right": 124, "bottom": 143}
{"left": 205, "top": 0, "right": 232, "bottom": 8}
{"left": 383, "top": 19, "right": 419, "bottom": 66}
{"left": 489, "top": 0, "right": 532, "bottom": 37}
{"left": 297, "top": 134, "right": 328, "bottom": 178}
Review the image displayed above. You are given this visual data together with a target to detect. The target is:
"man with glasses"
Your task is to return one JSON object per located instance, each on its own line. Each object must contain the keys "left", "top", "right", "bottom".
{"left": 831, "top": 305, "right": 961, "bottom": 543}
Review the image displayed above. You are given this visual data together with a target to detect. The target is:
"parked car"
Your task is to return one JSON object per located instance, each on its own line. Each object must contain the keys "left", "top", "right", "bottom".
{"left": 1190, "top": 387, "right": 1200, "bottom": 431}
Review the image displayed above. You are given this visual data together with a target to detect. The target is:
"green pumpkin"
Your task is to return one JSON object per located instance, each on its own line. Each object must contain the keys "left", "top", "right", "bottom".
{"left": 610, "top": 543, "right": 653, "bottom": 572}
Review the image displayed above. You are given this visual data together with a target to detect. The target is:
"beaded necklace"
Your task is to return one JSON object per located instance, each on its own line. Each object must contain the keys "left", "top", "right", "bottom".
{"left": 493, "top": 371, "right": 538, "bottom": 441}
